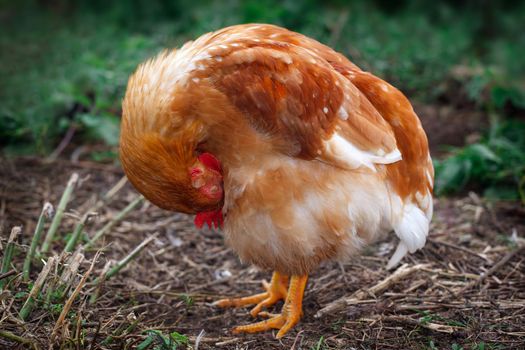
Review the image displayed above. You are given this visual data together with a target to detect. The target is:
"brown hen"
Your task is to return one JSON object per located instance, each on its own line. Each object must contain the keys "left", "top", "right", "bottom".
{"left": 120, "top": 24, "right": 433, "bottom": 338}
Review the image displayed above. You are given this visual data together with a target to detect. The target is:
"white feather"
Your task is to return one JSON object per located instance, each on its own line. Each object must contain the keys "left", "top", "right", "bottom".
{"left": 386, "top": 242, "right": 408, "bottom": 270}
{"left": 323, "top": 133, "right": 402, "bottom": 171}
{"left": 387, "top": 203, "right": 430, "bottom": 268}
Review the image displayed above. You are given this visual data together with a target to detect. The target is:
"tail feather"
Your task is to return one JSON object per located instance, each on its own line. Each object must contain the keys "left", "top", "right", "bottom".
{"left": 387, "top": 202, "right": 430, "bottom": 269}
{"left": 386, "top": 241, "right": 408, "bottom": 270}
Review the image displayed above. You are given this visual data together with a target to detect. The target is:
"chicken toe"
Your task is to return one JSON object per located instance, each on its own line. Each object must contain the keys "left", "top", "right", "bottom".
{"left": 213, "top": 271, "right": 289, "bottom": 317}
{"left": 231, "top": 274, "right": 307, "bottom": 338}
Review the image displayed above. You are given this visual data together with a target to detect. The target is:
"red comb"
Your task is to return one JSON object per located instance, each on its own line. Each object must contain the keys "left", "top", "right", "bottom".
{"left": 194, "top": 209, "right": 224, "bottom": 230}
{"left": 198, "top": 153, "right": 221, "bottom": 173}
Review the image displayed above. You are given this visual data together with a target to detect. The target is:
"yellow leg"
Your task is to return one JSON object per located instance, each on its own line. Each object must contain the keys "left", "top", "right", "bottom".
{"left": 213, "top": 271, "right": 289, "bottom": 317}
{"left": 232, "top": 274, "right": 308, "bottom": 339}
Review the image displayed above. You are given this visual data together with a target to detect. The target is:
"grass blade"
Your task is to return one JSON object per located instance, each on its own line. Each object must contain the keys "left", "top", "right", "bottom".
{"left": 85, "top": 195, "right": 144, "bottom": 249}
{"left": 23, "top": 202, "right": 53, "bottom": 281}
{"left": 41, "top": 173, "right": 79, "bottom": 253}
{"left": 19, "top": 256, "right": 56, "bottom": 321}
{"left": 0, "top": 226, "right": 22, "bottom": 290}
{"left": 95, "top": 176, "right": 128, "bottom": 211}
{"left": 102, "top": 312, "right": 141, "bottom": 346}
{"left": 93, "top": 233, "right": 157, "bottom": 285}
{"left": 64, "top": 212, "right": 96, "bottom": 254}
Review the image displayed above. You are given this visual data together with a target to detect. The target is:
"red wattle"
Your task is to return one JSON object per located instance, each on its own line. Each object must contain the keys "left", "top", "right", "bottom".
{"left": 194, "top": 210, "right": 224, "bottom": 229}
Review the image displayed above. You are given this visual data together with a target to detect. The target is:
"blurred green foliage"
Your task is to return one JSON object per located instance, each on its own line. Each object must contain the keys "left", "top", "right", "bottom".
{"left": 1, "top": 0, "right": 524, "bottom": 199}
{"left": 434, "top": 119, "right": 525, "bottom": 203}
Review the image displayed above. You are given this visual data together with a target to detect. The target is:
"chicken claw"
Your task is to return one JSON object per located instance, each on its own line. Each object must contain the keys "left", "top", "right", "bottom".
{"left": 231, "top": 275, "right": 308, "bottom": 338}
{"left": 214, "top": 271, "right": 289, "bottom": 317}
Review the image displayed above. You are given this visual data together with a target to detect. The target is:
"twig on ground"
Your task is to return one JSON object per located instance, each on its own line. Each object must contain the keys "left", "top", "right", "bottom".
{"left": 0, "top": 270, "right": 17, "bottom": 281}
{"left": 362, "top": 315, "right": 462, "bottom": 334}
{"left": 0, "top": 329, "right": 40, "bottom": 350}
{"left": 429, "top": 239, "right": 492, "bottom": 263}
{"left": 75, "top": 305, "right": 84, "bottom": 350}
{"left": 215, "top": 338, "right": 241, "bottom": 346}
{"left": 315, "top": 263, "right": 430, "bottom": 318}
{"left": 50, "top": 251, "right": 100, "bottom": 344}
{"left": 459, "top": 244, "right": 525, "bottom": 294}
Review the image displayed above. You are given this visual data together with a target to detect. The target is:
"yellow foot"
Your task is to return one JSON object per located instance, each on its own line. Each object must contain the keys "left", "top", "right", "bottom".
{"left": 213, "top": 271, "right": 289, "bottom": 317}
{"left": 232, "top": 274, "right": 308, "bottom": 339}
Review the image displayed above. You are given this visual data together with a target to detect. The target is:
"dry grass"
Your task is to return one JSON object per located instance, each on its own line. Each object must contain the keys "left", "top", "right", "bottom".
{"left": 0, "top": 157, "right": 524, "bottom": 349}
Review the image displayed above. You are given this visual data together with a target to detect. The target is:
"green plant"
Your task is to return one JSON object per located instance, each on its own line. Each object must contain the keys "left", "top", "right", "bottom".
{"left": 434, "top": 119, "right": 525, "bottom": 202}
{"left": 41, "top": 173, "right": 79, "bottom": 253}
{"left": 137, "top": 330, "right": 188, "bottom": 350}
{"left": 312, "top": 336, "right": 325, "bottom": 350}
{"left": 23, "top": 203, "right": 53, "bottom": 280}
{"left": 472, "top": 342, "right": 485, "bottom": 350}
{"left": 0, "top": 227, "right": 21, "bottom": 290}
{"left": 0, "top": 13, "right": 168, "bottom": 155}
{"left": 428, "top": 340, "right": 438, "bottom": 350}
{"left": 417, "top": 310, "right": 466, "bottom": 328}
{"left": 179, "top": 293, "right": 194, "bottom": 307}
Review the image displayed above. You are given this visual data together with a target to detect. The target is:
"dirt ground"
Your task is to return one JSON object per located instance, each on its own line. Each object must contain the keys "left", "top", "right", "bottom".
{"left": 1, "top": 157, "right": 524, "bottom": 350}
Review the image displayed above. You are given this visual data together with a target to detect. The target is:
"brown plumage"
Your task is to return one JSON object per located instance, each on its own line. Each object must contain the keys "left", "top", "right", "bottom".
{"left": 120, "top": 23, "right": 433, "bottom": 338}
